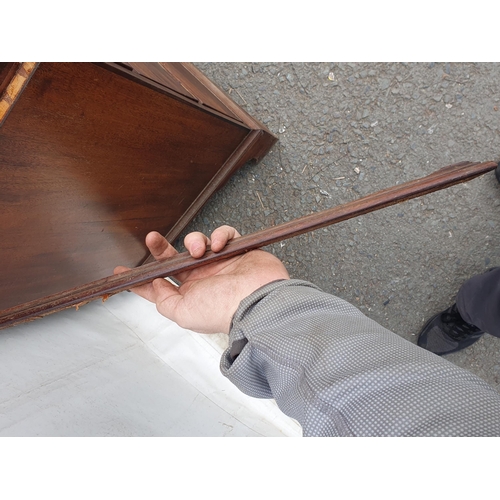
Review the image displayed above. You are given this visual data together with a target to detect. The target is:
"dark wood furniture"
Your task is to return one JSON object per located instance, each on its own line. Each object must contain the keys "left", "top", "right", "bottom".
{"left": 0, "top": 62, "right": 276, "bottom": 314}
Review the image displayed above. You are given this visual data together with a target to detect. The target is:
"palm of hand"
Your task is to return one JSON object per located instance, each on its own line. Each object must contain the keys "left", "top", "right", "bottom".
{"left": 114, "top": 226, "right": 289, "bottom": 334}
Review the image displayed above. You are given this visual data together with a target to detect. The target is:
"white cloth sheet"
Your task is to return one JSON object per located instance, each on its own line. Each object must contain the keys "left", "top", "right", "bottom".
{"left": 0, "top": 292, "right": 301, "bottom": 437}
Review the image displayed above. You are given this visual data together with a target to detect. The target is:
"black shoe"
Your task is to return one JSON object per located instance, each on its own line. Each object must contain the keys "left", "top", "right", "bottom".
{"left": 496, "top": 164, "right": 500, "bottom": 184}
{"left": 417, "top": 303, "right": 484, "bottom": 355}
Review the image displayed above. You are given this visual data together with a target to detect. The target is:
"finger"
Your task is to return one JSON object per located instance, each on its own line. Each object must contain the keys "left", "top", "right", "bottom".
{"left": 130, "top": 277, "right": 181, "bottom": 305}
{"left": 144, "top": 232, "right": 194, "bottom": 284}
{"left": 115, "top": 252, "right": 186, "bottom": 297}
{"left": 152, "top": 278, "right": 186, "bottom": 324}
{"left": 146, "top": 231, "right": 178, "bottom": 261}
{"left": 210, "top": 225, "right": 241, "bottom": 252}
{"left": 113, "top": 265, "right": 155, "bottom": 301}
{"left": 184, "top": 232, "right": 211, "bottom": 258}
{"left": 114, "top": 265, "right": 131, "bottom": 275}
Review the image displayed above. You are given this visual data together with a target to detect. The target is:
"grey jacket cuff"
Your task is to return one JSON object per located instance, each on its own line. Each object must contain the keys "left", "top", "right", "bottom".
{"left": 218, "top": 279, "right": 500, "bottom": 436}
{"left": 220, "top": 279, "right": 325, "bottom": 398}
{"left": 226, "top": 279, "right": 311, "bottom": 362}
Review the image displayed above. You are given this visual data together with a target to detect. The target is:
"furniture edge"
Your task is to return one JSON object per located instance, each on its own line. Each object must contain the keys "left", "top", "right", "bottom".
{"left": 0, "top": 63, "right": 38, "bottom": 127}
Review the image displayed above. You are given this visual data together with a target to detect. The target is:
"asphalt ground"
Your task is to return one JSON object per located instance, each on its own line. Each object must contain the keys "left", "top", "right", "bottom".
{"left": 176, "top": 63, "right": 500, "bottom": 391}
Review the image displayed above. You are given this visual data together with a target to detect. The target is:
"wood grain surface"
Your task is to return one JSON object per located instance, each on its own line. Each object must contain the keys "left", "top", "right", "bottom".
{"left": 0, "top": 62, "right": 274, "bottom": 312}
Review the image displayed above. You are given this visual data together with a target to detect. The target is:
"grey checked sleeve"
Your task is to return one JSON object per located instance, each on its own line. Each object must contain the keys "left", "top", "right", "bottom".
{"left": 220, "top": 280, "right": 500, "bottom": 436}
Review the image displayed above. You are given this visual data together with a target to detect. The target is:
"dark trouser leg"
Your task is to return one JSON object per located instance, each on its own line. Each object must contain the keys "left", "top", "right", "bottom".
{"left": 456, "top": 267, "right": 500, "bottom": 338}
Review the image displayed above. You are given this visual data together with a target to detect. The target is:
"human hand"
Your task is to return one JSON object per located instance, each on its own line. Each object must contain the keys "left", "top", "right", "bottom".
{"left": 114, "top": 225, "right": 290, "bottom": 334}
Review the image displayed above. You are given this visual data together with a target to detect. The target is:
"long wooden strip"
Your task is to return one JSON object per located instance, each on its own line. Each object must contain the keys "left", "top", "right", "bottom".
{"left": 0, "top": 160, "right": 497, "bottom": 329}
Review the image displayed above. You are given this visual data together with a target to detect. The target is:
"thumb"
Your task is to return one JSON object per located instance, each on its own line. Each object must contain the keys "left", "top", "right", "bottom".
{"left": 151, "top": 278, "right": 185, "bottom": 323}
{"left": 125, "top": 276, "right": 179, "bottom": 305}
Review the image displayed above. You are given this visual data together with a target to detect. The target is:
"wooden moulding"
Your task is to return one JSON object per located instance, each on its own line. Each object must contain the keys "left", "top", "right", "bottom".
{"left": 0, "top": 160, "right": 497, "bottom": 330}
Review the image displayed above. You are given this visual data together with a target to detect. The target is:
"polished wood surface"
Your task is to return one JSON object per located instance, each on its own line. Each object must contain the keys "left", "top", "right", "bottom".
{"left": 0, "top": 160, "right": 496, "bottom": 329}
{"left": 0, "top": 62, "right": 276, "bottom": 312}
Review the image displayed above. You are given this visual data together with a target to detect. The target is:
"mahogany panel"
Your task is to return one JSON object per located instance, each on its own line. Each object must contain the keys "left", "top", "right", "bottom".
{"left": 0, "top": 62, "right": 255, "bottom": 311}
